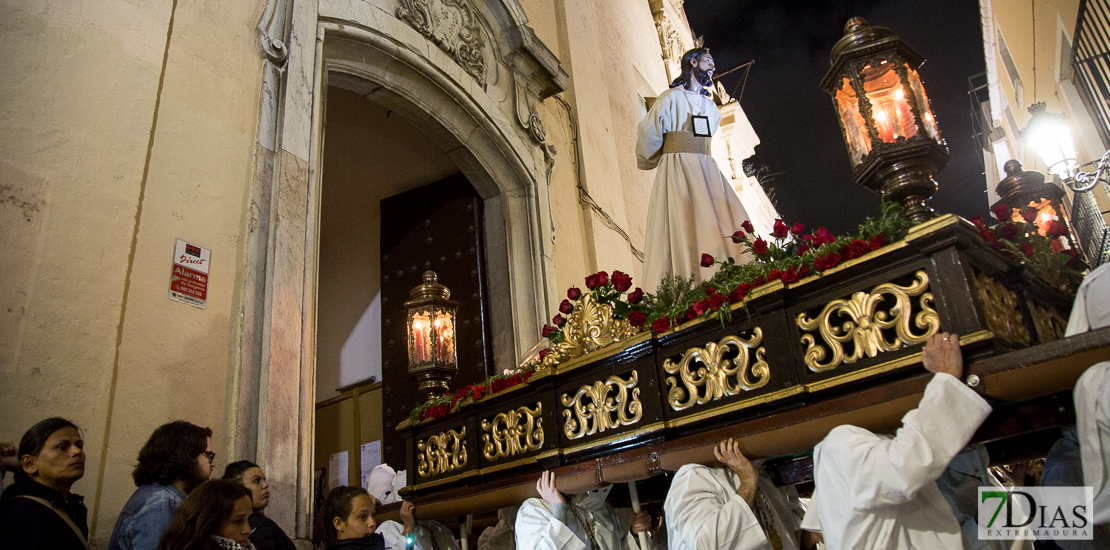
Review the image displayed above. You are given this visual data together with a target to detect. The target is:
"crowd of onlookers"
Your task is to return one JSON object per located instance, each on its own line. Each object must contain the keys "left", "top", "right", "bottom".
{"left": 2, "top": 262, "right": 1109, "bottom": 550}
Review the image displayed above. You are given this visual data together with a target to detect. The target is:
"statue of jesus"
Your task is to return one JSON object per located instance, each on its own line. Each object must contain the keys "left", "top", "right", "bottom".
{"left": 637, "top": 47, "right": 753, "bottom": 292}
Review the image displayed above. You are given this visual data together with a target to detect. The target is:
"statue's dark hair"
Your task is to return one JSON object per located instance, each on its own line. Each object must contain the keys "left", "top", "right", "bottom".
{"left": 320, "top": 486, "right": 371, "bottom": 541}
{"left": 157, "top": 480, "right": 252, "bottom": 550}
{"left": 132, "top": 420, "right": 213, "bottom": 488}
{"left": 222, "top": 460, "right": 260, "bottom": 483}
{"left": 669, "top": 47, "right": 713, "bottom": 96}
{"left": 16, "top": 417, "right": 80, "bottom": 483}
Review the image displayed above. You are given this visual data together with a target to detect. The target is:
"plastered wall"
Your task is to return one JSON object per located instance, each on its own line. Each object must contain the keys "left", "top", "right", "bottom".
{"left": 0, "top": 0, "right": 265, "bottom": 543}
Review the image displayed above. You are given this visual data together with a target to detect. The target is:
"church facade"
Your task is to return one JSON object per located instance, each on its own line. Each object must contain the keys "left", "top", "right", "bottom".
{"left": 0, "top": 0, "right": 775, "bottom": 543}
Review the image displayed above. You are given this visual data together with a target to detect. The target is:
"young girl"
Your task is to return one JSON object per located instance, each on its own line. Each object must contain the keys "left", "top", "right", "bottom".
{"left": 158, "top": 480, "right": 254, "bottom": 550}
{"left": 223, "top": 460, "right": 295, "bottom": 550}
{"left": 320, "top": 486, "right": 384, "bottom": 550}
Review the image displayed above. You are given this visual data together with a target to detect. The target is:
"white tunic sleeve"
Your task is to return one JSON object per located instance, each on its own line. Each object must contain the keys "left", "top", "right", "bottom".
{"left": 377, "top": 520, "right": 458, "bottom": 550}
{"left": 664, "top": 464, "right": 770, "bottom": 550}
{"left": 636, "top": 92, "right": 671, "bottom": 170}
{"left": 514, "top": 498, "right": 589, "bottom": 550}
{"left": 817, "top": 373, "right": 992, "bottom": 510}
{"left": 379, "top": 520, "right": 406, "bottom": 550}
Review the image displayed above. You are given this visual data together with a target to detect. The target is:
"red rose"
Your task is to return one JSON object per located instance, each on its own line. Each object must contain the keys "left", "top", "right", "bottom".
{"left": 868, "top": 234, "right": 888, "bottom": 251}
{"left": 814, "top": 252, "right": 841, "bottom": 270}
{"left": 814, "top": 227, "right": 835, "bottom": 245}
{"left": 539, "top": 348, "right": 550, "bottom": 360}
{"left": 542, "top": 324, "right": 557, "bottom": 338}
{"left": 651, "top": 316, "right": 671, "bottom": 333}
{"left": 523, "top": 370, "right": 533, "bottom": 382}
{"left": 791, "top": 222, "right": 805, "bottom": 235}
{"left": 418, "top": 409, "right": 426, "bottom": 421}
{"left": 629, "top": 311, "right": 646, "bottom": 327}
{"left": 567, "top": 287, "right": 581, "bottom": 300}
{"left": 472, "top": 386, "right": 485, "bottom": 400}
{"left": 751, "top": 276, "right": 765, "bottom": 287}
{"left": 706, "top": 287, "right": 717, "bottom": 295}
{"left": 585, "top": 271, "right": 609, "bottom": 289}
{"left": 1022, "top": 208, "right": 1039, "bottom": 223}
{"left": 1047, "top": 220, "right": 1068, "bottom": 237}
{"left": 752, "top": 238, "right": 769, "bottom": 254}
{"left": 627, "top": 287, "right": 644, "bottom": 304}
{"left": 1020, "top": 241, "right": 1034, "bottom": 258}
{"left": 773, "top": 219, "right": 790, "bottom": 238}
{"left": 767, "top": 269, "right": 783, "bottom": 281}
{"left": 969, "top": 215, "right": 986, "bottom": 228}
{"left": 990, "top": 240, "right": 1006, "bottom": 250}
{"left": 692, "top": 300, "right": 709, "bottom": 316}
{"left": 797, "top": 244, "right": 810, "bottom": 256}
{"left": 799, "top": 264, "right": 810, "bottom": 277}
{"left": 708, "top": 293, "right": 726, "bottom": 310}
{"left": 728, "top": 283, "right": 751, "bottom": 303}
{"left": 731, "top": 230, "right": 746, "bottom": 243}
{"left": 553, "top": 314, "right": 566, "bottom": 327}
{"left": 840, "top": 239, "right": 869, "bottom": 259}
{"left": 700, "top": 253, "right": 715, "bottom": 268}
{"left": 781, "top": 266, "right": 800, "bottom": 284}
{"left": 978, "top": 227, "right": 997, "bottom": 243}
{"left": 1000, "top": 223, "right": 1020, "bottom": 240}
{"left": 611, "top": 270, "right": 633, "bottom": 292}
{"left": 741, "top": 220, "right": 755, "bottom": 234}
{"left": 992, "top": 203, "right": 1012, "bottom": 221}
{"left": 559, "top": 299, "right": 573, "bottom": 314}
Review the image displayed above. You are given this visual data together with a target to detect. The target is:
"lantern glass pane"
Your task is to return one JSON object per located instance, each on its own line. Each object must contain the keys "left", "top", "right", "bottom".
{"left": 835, "top": 77, "right": 872, "bottom": 165}
{"left": 860, "top": 59, "right": 919, "bottom": 143}
{"left": 409, "top": 310, "right": 432, "bottom": 365}
{"left": 906, "top": 68, "right": 940, "bottom": 140}
{"left": 433, "top": 308, "right": 456, "bottom": 364}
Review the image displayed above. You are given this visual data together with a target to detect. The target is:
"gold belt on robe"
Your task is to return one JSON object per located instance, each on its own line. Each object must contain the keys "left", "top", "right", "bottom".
{"left": 662, "top": 131, "right": 712, "bottom": 156}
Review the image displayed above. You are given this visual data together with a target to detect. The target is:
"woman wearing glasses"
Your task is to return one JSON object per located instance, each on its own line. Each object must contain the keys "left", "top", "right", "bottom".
{"left": 109, "top": 420, "right": 216, "bottom": 550}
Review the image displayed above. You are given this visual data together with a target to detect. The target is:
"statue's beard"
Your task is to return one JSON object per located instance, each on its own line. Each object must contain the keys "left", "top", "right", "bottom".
{"left": 692, "top": 67, "right": 713, "bottom": 87}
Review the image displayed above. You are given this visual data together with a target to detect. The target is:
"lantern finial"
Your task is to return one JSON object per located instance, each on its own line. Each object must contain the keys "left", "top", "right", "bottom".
{"left": 844, "top": 17, "right": 868, "bottom": 34}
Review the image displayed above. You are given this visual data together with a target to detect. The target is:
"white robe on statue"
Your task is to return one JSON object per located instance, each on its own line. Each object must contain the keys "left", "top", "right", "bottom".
{"left": 663, "top": 464, "right": 771, "bottom": 550}
{"left": 802, "top": 373, "right": 992, "bottom": 549}
{"left": 637, "top": 87, "right": 752, "bottom": 293}
{"left": 379, "top": 519, "right": 459, "bottom": 550}
{"left": 515, "top": 486, "right": 633, "bottom": 550}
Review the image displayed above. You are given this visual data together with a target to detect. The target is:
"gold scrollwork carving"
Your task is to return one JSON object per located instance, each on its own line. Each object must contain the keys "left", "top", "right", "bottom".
{"left": 663, "top": 330, "right": 770, "bottom": 412}
{"left": 1030, "top": 301, "right": 1067, "bottom": 343}
{"left": 797, "top": 270, "right": 940, "bottom": 372}
{"left": 416, "top": 427, "right": 467, "bottom": 478}
{"left": 561, "top": 371, "right": 642, "bottom": 440}
{"left": 541, "top": 294, "right": 642, "bottom": 369}
{"left": 974, "top": 271, "right": 1031, "bottom": 347}
{"left": 481, "top": 402, "right": 544, "bottom": 462}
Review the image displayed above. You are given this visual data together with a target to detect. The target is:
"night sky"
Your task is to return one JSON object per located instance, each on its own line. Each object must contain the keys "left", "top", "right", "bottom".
{"left": 685, "top": 0, "right": 991, "bottom": 234}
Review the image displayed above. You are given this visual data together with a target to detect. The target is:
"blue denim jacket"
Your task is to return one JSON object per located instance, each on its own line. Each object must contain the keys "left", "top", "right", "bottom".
{"left": 107, "top": 484, "right": 185, "bottom": 550}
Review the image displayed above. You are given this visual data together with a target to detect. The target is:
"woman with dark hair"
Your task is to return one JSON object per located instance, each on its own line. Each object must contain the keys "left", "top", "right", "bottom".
{"left": 0, "top": 417, "right": 90, "bottom": 549}
{"left": 319, "top": 486, "right": 384, "bottom": 550}
{"left": 109, "top": 420, "right": 216, "bottom": 550}
{"left": 157, "top": 480, "right": 254, "bottom": 550}
{"left": 222, "top": 460, "right": 295, "bottom": 550}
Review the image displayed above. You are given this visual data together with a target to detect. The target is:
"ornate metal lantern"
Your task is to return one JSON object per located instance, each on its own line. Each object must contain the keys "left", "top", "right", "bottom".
{"left": 404, "top": 270, "right": 459, "bottom": 402}
{"left": 994, "top": 159, "right": 1078, "bottom": 248}
{"left": 820, "top": 17, "right": 950, "bottom": 222}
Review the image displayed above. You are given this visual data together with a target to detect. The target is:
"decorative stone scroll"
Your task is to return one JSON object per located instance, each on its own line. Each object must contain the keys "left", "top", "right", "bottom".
{"left": 481, "top": 402, "right": 544, "bottom": 462}
{"left": 397, "top": 0, "right": 487, "bottom": 86}
{"left": 797, "top": 270, "right": 939, "bottom": 372}
{"left": 541, "top": 294, "right": 642, "bottom": 369}
{"left": 561, "top": 371, "right": 642, "bottom": 440}
{"left": 416, "top": 427, "right": 468, "bottom": 478}
{"left": 663, "top": 330, "right": 770, "bottom": 412}
{"left": 974, "top": 271, "right": 1031, "bottom": 346}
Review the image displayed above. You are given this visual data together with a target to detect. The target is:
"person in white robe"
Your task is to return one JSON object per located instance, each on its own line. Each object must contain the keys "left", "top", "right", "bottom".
{"left": 637, "top": 47, "right": 752, "bottom": 293}
{"left": 366, "top": 464, "right": 459, "bottom": 550}
{"left": 663, "top": 439, "right": 772, "bottom": 550}
{"left": 515, "top": 471, "right": 650, "bottom": 550}
{"left": 477, "top": 506, "right": 517, "bottom": 550}
{"left": 801, "top": 332, "right": 993, "bottom": 549}
{"left": 1068, "top": 261, "right": 1110, "bottom": 526}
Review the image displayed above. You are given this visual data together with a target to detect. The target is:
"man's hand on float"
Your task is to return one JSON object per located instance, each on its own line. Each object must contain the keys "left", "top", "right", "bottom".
{"left": 400, "top": 501, "right": 417, "bottom": 535}
{"left": 629, "top": 510, "right": 651, "bottom": 534}
{"left": 923, "top": 332, "right": 963, "bottom": 379}
{"left": 537, "top": 470, "right": 566, "bottom": 506}
{"left": 714, "top": 438, "right": 757, "bottom": 508}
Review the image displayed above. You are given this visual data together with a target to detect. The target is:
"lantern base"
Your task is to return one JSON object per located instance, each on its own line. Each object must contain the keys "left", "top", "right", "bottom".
{"left": 856, "top": 139, "right": 949, "bottom": 224}
{"left": 410, "top": 367, "right": 457, "bottom": 403}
